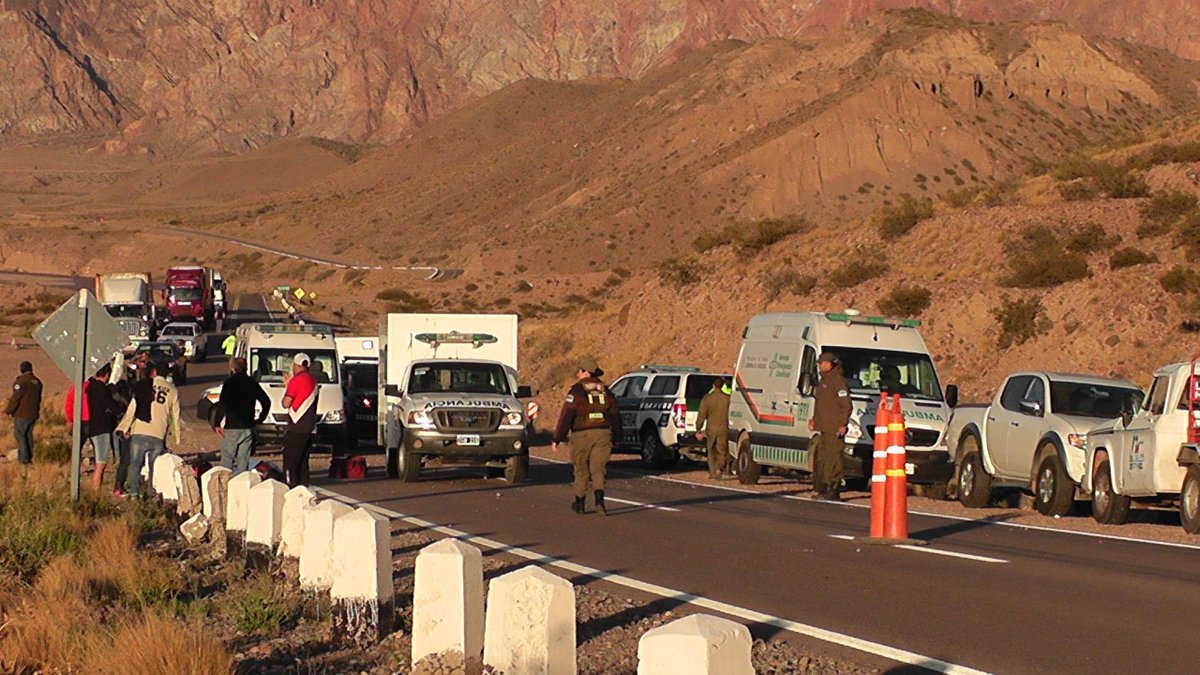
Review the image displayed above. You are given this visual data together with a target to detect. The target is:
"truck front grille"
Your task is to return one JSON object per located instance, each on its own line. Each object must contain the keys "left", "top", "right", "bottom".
{"left": 435, "top": 409, "right": 500, "bottom": 432}
{"left": 865, "top": 426, "right": 941, "bottom": 447}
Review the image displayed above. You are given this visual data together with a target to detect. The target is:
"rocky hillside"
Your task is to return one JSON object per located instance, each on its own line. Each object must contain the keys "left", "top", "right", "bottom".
{"left": 2, "top": 1, "right": 1199, "bottom": 153}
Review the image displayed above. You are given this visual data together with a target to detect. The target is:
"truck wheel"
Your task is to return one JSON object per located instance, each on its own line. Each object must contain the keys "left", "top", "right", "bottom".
{"left": 957, "top": 447, "right": 992, "bottom": 508}
{"left": 1033, "top": 452, "right": 1075, "bottom": 517}
{"left": 397, "top": 448, "right": 421, "bottom": 483}
{"left": 736, "top": 435, "right": 760, "bottom": 485}
{"left": 641, "top": 432, "right": 669, "bottom": 470}
{"left": 504, "top": 454, "right": 529, "bottom": 484}
{"left": 1092, "top": 459, "right": 1130, "bottom": 525}
{"left": 1181, "top": 465, "right": 1200, "bottom": 534}
{"left": 385, "top": 447, "right": 400, "bottom": 479}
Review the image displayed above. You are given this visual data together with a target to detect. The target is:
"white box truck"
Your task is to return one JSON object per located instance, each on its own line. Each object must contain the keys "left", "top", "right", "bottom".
{"left": 380, "top": 314, "right": 531, "bottom": 483}
{"left": 728, "top": 310, "right": 955, "bottom": 494}
{"left": 95, "top": 272, "right": 155, "bottom": 348}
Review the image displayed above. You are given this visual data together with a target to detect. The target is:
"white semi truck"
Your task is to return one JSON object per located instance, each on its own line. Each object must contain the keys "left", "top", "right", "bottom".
{"left": 95, "top": 272, "right": 156, "bottom": 348}
{"left": 380, "top": 314, "right": 531, "bottom": 483}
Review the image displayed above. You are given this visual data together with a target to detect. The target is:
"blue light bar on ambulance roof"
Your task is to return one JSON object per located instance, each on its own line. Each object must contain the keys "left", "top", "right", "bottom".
{"left": 824, "top": 313, "right": 921, "bottom": 329}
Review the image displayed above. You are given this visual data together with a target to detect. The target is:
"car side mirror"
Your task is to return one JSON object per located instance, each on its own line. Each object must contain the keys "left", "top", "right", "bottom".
{"left": 516, "top": 385, "right": 534, "bottom": 399}
{"left": 384, "top": 384, "right": 402, "bottom": 398}
{"left": 1019, "top": 399, "right": 1043, "bottom": 417}
{"left": 945, "top": 384, "right": 959, "bottom": 409}
{"left": 798, "top": 372, "right": 814, "bottom": 397}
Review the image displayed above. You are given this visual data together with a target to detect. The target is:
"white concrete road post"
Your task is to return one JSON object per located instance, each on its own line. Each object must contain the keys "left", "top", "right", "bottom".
{"left": 483, "top": 566, "right": 576, "bottom": 675}
{"left": 636, "top": 614, "right": 754, "bottom": 675}
{"left": 201, "top": 466, "right": 232, "bottom": 518}
{"left": 245, "top": 478, "right": 288, "bottom": 548}
{"left": 413, "top": 539, "right": 485, "bottom": 667}
{"left": 300, "top": 499, "right": 354, "bottom": 591}
{"left": 330, "top": 507, "right": 394, "bottom": 645}
{"left": 278, "top": 485, "right": 316, "bottom": 558}
{"left": 152, "top": 453, "right": 184, "bottom": 501}
{"left": 226, "top": 470, "right": 260, "bottom": 554}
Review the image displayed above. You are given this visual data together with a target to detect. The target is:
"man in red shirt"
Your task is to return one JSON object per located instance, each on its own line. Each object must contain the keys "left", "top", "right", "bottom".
{"left": 281, "top": 353, "right": 319, "bottom": 487}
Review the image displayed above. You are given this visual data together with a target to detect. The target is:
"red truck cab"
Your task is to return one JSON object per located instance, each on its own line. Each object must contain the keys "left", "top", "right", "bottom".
{"left": 163, "top": 266, "right": 211, "bottom": 328}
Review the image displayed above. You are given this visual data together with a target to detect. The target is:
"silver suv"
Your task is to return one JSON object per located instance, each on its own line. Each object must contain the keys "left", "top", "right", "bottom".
{"left": 610, "top": 366, "right": 731, "bottom": 469}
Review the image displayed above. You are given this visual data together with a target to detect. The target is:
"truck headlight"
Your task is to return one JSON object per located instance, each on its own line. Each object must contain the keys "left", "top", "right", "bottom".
{"left": 505, "top": 411, "right": 524, "bottom": 426}
{"left": 407, "top": 410, "right": 435, "bottom": 428}
{"left": 323, "top": 409, "right": 345, "bottom": 424}
{"left": 1067, "top": 434, "right": 1087, "bottom": 449}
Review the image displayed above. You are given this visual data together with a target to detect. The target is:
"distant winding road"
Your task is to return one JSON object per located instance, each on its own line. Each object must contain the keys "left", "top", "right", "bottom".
{"left": 161, "top": 226, "right": 464, "bottom": 280}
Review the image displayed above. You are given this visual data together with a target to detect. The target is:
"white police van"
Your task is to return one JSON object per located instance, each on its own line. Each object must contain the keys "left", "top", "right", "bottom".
{"left": 728, "top": 310, "right": 954, "bottom": 492}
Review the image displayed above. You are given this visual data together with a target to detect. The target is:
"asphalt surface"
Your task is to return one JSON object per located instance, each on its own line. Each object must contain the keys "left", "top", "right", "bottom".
{"left": 27, "top": 288, "right": 1192, "bottom": 674}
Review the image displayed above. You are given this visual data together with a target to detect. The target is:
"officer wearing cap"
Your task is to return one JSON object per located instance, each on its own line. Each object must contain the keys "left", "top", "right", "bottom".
{"left": 809, "top": 352, "right": 852, "bottom": 500}
{"left": 5, "top": 361, "right": 43, "bottom": 465}
{"left": 552, "top": 358, "right": 622, "bottom": 515}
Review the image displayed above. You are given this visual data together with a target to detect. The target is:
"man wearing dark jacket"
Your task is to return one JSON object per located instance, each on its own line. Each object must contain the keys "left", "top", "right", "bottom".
{"left": 86, "top": 364, "right": 121, "bottom": 491}
{"left": 809, "top": 352, "right": 853, "bottom": 501}
{"left": 5, "top": 361, "right": 43, "bottom": 465}
{"left": 552, "top": 358, "right": 622, "bottom": 515}
{"left": 214, "top": 357, "right": 271, "bottom": 475}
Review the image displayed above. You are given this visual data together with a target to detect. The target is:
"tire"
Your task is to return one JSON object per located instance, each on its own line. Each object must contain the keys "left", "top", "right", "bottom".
{"left": 1091, "top": 458, "right": 1130, "bottom": 525}
{"left": 957, "top": 443, "right": 992, "bottom": 508}
{"left": 504, "top": 454, "right": 529, "bottom": 484}
{"left": 385, "top": 447, "right": 400, "bottom": 479}
{"left": 641, "top": 431, "right": 670, "bottom": 470}
{"left": 1033, "top": 451, "right": 1075, "bottom": 517}
{"left": 397, "top": 448, "right": 421, "bottom": 483}
{"left": 1181, "top": 465, "right": 1200, "bottom": 534}
{"left": 736, "top": 435, "right": 760, "bottom": 485}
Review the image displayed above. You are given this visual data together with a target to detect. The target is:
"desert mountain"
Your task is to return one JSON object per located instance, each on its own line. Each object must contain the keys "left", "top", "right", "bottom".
{"left": 2, "top": 0, "right": 1199, "bottom": 153}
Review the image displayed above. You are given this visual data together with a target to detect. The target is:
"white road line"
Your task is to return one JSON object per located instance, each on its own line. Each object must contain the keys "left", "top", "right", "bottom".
{"left": 314, "top": 486, "right": 990, "bottom": 675}
{"left": 640, "top": 472, "right": 1200, "bottom": 551}
{"left": 895, "top": 545, "right": 1009, "bottom": 564}
{"left": 826, "top": 535, "right": 1009, "bottom": 564}
{"left": 605, "top": 497, "right": 681, "bottom": 512}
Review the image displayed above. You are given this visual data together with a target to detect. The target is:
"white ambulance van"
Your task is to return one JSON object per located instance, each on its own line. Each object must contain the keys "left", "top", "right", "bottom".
{"left": 728, "top": 311, "right": 955, "bottom": 493}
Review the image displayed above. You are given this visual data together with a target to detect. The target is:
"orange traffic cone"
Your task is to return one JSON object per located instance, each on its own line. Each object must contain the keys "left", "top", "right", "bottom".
{"left": 883, "top": 394, "right": 910, "bottom": 541}
{"left": 869, "top": 393, "right": 889, "bottom": 538}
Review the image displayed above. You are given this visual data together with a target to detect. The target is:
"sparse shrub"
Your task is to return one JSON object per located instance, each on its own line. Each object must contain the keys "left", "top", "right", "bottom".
{"left": 658, "top": 256, "right": 702, "bottom": 288}
{"left": 375, "top": 287, "right": 432, "bottom": 312}
{"left": 603, "top": 274, "right": 625, "bottom": 287}
{"left": 515, "top": 280, "right": 534, "bottom": 293}
{"left": 1064, "top": 223, "right": 1120, "bottom": 253}
{"left": 1109, "top": 248, "right": 1159, "bottom": 269}
{"left": 980, "top": 179, "right": 1022, "bottom": 207}
{"left": 994, "top": 296, "right": 1052, "bottom": 349}
{"left": 1001, "top": 225, "right": 1090, "bottom": 288}
{"left": 1094, "top": 164, "right": 1150, "bottom": 199}
{"left": 692, "top": 217, "right": 807, "bottom": 254}
{"left": 1176, "top": 212, "right": 1200, "bottom": 259}
{"left": 1136, "top": 219, "right": 1173, "bottom": 239}
{"left": 761, "top": 269, "right": 817, "bottom": 300}
{"left": 876, "top": 193, "right": 934, "bottom": 239}
{"left": 1160, "top": 265, "right": 1200, "bottom": 294}
{"left": 234, "top": 579, "right": 298, "bottom": 634}
{"left": 1140, "top": 190, "right": 1198, "bottom": 231}
{"left": 828, "top": 249, "right": 889, "bottom": 290}
{"left": 1127, "top": 141, "right": 1200, "bottom": 169}
{"left": 942, "top": 187, "right": 978, "bottom": 208}
{"left": 613, "top": 267, "right": 631, "bottom": 278}
{"left": 1059, "top": 180, "right": 1099, "bottom": 202}
{"left": 878, "top": 284, "right": 932, "bottom": 317}
{"left": 1051, "top": 155, "right": 1105, "bottom": 181}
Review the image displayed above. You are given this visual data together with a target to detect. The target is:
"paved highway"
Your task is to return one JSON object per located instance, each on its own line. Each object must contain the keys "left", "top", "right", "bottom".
{"left": 168, "top": 293, "right": 1198, "bottom": 675}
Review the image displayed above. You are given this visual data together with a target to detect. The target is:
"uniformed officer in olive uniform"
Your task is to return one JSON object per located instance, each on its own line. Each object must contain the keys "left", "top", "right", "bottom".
{"left": 552, "top": 358, "right": 622, "bottom": 515}
{"left": 809, "top": 352, "right": 852, "bottom": 500}
{"left": 695, "top": 377, "right": 731, "bottom": 479}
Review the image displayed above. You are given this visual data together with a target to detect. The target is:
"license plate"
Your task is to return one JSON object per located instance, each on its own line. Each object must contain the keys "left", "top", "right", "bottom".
{"left": 905, "top": 462, "right": 915, "bottom": 475}
{"left": 457, "top": 434, "right": 481, "bottom": 446}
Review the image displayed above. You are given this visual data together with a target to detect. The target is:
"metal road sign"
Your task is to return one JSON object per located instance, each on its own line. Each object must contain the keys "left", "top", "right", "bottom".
{"left": 33, "top": 290, "right": 129, "bottom": 381}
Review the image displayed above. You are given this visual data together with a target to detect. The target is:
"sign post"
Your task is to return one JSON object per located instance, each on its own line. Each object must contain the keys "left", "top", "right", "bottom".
{"left": 33, "top": 289, "right": 130, "bottom": 501}
{"left": 70, "top": 291, "right": 87, "bottom": 501}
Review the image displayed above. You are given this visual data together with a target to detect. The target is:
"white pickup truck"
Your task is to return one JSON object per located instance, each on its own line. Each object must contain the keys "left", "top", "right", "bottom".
{"left": 1083, "top": 358, "right": 1200, "bottom": 533}
{"left": 945, "top": 372, "right": 1144, "bottom": 516}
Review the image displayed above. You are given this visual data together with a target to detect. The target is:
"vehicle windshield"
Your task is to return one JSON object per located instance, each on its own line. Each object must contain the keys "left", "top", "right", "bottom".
{"left": 170, "top": 288, "right": 202, "bottom": 302}
{"left": 161, "top": 325, "right": 195, "bottom": 337}
{"left": 250, "top": 349, "right": 339, "bottom": 384}
{"left": 821, "top": 347, "right": 943, "bottom": 401}
{"left": 409, "top": 362, "right": 511, "bottom": 395}
{"left": 105, "top": 304, "right": 144, "bottom": 319}
{"left": 1050, "top": 381, "right": 1144, "bottom": 418}
{"left": 136, "top": 344, "right": 178, "bottom": 359}
{"left": 342, "top": 363, "right": 378, "bottom": 392}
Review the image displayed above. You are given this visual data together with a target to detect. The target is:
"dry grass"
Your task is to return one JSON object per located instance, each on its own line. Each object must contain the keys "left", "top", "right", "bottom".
{"left": 91, "top": 612, "right": 233, "bottom": 675}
